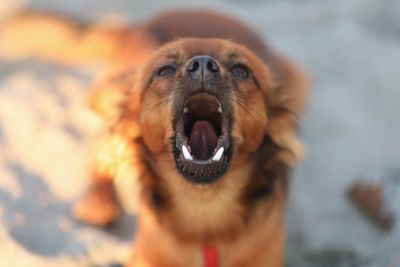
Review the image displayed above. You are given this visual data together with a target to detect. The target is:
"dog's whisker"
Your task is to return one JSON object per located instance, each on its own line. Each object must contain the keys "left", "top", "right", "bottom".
{"left": 234, "top": 96, "right": 266, "bottom": 122}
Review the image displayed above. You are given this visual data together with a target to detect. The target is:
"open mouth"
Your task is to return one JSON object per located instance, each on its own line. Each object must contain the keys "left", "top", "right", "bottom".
{"left": 174, "top": 93, "right": 232, "bottom": 184}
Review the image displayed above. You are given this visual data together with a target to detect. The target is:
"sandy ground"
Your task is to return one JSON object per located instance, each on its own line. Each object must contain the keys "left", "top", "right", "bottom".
{"left": 0, "top": 0, "right": 400, "bottom": 266}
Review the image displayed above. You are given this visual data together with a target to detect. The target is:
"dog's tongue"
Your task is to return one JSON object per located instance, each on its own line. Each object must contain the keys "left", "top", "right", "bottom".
{"left": 188, "top": 120, "right": 218, "bottom": 160}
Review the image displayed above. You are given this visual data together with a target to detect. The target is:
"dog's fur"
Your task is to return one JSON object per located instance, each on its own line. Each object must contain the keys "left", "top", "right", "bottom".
{"left": 0, "top": 9, "right": 309, "bottom": 267}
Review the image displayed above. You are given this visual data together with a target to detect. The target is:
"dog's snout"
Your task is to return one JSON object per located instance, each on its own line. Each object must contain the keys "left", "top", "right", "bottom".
{"left": 186, "top": 55, "right": 219, "bottom": 81}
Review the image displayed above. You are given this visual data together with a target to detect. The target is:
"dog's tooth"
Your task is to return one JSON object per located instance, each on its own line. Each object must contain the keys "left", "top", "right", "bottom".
{"left": 218, "top": 105, "right": 222, "bottom": 113}
{"left": 184, "top": 107, "right": 189, "bottom": 113}
{"left": 212, "top": 147, "right": 224, "bottom": 161}
{"left": 182, "top": 145, "right": 193, "bottom": 160}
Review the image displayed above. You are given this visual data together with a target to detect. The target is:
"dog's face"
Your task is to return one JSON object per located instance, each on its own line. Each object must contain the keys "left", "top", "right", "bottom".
{"left": 138, "top": 38, "right": 271, "bottom": 184}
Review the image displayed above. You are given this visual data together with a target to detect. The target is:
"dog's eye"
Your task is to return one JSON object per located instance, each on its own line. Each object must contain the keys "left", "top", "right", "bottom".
{"left": 156, "top": 65, "right": 176, "bottom": 77}
{"left": 230, "top": 64, "right": 250, "bottom": 80}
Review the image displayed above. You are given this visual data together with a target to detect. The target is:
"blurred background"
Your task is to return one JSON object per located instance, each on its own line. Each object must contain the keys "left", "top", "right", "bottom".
{"left": 0, "top": 0, "right": 399, "bottom": 266}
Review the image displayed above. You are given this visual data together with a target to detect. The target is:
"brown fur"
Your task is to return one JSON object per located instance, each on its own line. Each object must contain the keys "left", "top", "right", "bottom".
{"left": 0, "top": 9, "right": 309, "bottom": 267}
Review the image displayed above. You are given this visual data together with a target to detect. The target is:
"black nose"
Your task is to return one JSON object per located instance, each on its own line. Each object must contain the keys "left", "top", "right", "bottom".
{"left": 186, "top": 55, "right": 219, "bottom": 81}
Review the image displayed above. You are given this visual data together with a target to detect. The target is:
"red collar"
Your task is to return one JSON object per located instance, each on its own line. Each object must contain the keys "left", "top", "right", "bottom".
{"left": 203, "top": 245, "right": 219, "bottom": 267}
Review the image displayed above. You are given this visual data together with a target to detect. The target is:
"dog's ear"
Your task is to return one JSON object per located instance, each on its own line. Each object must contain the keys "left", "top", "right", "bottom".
{"left": 89, "top": 68, "right": 143, "bottom": 181}
{"left": 87, "top": 68, "right": 138, "bottom": 121}
{"left": 265, "top": 55, "right": 310, "bottom": 165}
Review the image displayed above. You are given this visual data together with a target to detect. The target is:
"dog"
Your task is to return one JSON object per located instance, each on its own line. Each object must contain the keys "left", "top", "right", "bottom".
{"left": 0, "top": 9, "right": 309, "bottom": 267}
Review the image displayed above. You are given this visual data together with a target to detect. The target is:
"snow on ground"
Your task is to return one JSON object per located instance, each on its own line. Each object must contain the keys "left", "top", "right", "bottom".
{"left": 0, "top": 0, "right": 399, "bottom": 266}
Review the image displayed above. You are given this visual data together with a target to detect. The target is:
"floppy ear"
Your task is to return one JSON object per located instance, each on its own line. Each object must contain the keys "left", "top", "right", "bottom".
{"left": 88, "top": 68, "right": 143, "bottom": 181}
{"left": 265, "top": 55, "right": 310, "bottom": 166}
{"left": 87, "top": 68, "right": 138, "bottom": 120}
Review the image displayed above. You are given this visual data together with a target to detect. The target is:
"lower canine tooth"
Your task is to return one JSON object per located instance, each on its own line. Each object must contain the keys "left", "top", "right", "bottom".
{"left": 182, "top": 145, "right": 193, "bottom": 160}
{"left": 212, "top": 147, "right": 224, "bottom": 161}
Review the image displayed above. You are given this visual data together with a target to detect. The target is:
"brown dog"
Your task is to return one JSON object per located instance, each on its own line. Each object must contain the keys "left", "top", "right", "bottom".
{"left": 0, "top": 9, "right": 309, "bottom": 267}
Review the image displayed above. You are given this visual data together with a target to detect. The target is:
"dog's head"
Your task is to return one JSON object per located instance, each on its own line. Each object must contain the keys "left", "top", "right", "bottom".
{"left": 136, "top": 38, "right": 305, "bottom": 186}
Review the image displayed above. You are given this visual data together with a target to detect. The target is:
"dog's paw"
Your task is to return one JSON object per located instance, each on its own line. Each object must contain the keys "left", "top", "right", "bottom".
{"left": 73, "top": 180, "right": 120, "bottom": 227}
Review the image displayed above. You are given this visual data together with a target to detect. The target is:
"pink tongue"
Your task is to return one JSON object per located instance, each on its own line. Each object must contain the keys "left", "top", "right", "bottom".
{"left": 188, "top": 120, "right": 218, "bottom": 160}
